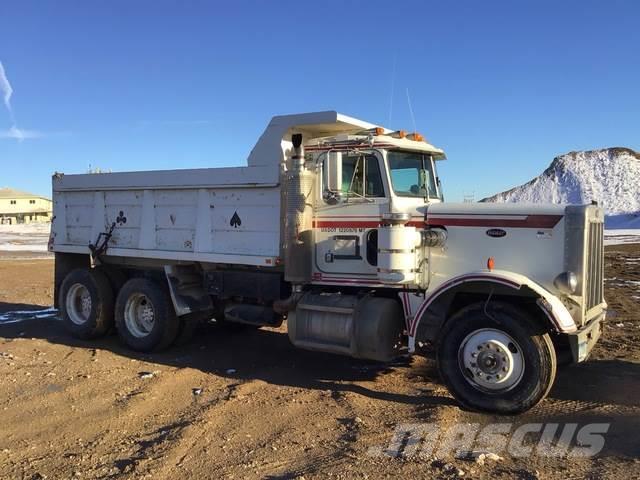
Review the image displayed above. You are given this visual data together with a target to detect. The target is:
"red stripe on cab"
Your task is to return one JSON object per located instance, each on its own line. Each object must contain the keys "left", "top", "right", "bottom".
{"left": 312, "top": 215, "right": 562, "bottom": 230}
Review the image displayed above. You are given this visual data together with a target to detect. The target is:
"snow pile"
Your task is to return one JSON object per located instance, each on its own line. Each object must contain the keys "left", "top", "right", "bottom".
{"left": 0, "top": 223, "right": 51, "bottom": 252}
{"left": 481, "top": 147, "right": 640, "bottom": 229}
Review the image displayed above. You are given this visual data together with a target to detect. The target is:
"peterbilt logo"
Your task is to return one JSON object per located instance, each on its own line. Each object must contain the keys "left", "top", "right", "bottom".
{"left": 486, "top": 228, "right": 507, "bottom": 238}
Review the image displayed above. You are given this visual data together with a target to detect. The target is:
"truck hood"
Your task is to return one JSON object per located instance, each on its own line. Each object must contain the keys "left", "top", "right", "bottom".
{"left": 425, "top": 202, "right": 567, "bottom": 217}
{"left": 423, "top": 202, "right": 567, "bottom": 229}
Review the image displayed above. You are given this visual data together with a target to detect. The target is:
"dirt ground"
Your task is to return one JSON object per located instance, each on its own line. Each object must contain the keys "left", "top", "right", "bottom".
{"left": 0, "top": 246, "right": 639, "bottom": 480}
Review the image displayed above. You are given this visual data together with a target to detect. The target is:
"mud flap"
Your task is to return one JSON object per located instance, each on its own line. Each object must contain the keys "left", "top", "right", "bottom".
{"left": 164, "top": 265, "right": 213, "bottom": 317}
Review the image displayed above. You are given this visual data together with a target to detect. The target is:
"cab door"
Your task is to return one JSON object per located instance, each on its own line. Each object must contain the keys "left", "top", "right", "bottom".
{"left": 314, "top": 151, "right": 387, "bottom": 279}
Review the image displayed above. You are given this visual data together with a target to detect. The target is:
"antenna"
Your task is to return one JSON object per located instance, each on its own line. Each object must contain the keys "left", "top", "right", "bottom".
{"left": 406, "top": 87, "right": 417, "bottom": 134}
{"left": 388, "top": 53, "right": 397, "bottom": 127}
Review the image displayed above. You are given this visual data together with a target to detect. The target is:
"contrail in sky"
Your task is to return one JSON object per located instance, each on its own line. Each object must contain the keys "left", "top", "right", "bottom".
{"left": 0, "top": 61, "right": 14, "bottom": 119}
{"left": 0, "top": 59, "right": 65, "bottom": 141}
{"left": 0, "top": 60, "right": 35, "bottom": 141}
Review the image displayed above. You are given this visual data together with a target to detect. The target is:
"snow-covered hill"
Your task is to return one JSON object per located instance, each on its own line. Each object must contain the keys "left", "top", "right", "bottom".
{"left": 481, "top": 147, "right": 640, "bottom": 228}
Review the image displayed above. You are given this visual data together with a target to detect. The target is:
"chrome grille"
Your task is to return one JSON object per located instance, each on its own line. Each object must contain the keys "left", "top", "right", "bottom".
{"left": 585, "top": 221, "right": 604, "bottom": 311}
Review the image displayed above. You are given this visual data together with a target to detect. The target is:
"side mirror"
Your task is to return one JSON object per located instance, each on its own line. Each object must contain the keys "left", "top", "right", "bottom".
{"left": 326, "top": 152, "right": 342, "bottom": 193}
{"left": 419, "top": 168, "right": 430, "bottom": 195}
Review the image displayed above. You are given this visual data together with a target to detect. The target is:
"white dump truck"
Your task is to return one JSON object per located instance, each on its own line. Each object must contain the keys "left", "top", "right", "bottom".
{"left": 50, "top": 111, "right": 606, "bottom": 413}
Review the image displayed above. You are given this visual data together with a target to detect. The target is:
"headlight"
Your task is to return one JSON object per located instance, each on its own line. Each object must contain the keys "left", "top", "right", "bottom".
{"left": 554, "top": 271, "right": 578, "bottom": 294}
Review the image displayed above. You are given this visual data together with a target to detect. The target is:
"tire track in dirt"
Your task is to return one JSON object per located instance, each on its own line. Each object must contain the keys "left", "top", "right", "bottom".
{"left": 146, "top": 370, "right": 363, "bottom": 478}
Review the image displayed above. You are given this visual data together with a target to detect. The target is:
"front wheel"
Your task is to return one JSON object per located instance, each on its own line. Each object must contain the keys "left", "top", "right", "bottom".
{"left": 437, "top": 302, "right": 557, "bottom": 414}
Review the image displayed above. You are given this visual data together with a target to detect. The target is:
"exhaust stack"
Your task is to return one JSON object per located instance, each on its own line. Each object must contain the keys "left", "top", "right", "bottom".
{"left": 284, "top": 134, "right": 314, "bottom": 283}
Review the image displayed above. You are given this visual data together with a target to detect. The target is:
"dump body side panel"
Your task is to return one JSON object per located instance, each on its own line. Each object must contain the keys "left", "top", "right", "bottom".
{"left": 51, "top": 167, "right": 283, "bottom": 267}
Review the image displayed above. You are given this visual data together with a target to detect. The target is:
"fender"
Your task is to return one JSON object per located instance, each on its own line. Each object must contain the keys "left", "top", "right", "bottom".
{"left": 407, "top": 270, "right": 577, "bottom": 351}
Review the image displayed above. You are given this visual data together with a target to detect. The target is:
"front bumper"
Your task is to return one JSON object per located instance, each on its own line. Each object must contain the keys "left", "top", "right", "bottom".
{"left": 568, "top": 309, "right": 605, "bottom": 362}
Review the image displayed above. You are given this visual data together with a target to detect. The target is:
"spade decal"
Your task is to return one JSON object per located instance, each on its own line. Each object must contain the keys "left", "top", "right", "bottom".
{"left": 230, "top": 211, "right": 242, "bottom": 228}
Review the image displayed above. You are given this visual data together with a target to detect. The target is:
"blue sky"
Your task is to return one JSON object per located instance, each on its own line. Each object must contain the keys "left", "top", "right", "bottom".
{"left": 1, "top": 1, "right": 639, "bottom": 201}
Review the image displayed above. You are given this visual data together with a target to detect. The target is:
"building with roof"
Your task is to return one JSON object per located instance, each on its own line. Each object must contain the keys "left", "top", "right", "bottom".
{"left": 0, "top": 188, "right": 52, "bottom": 224}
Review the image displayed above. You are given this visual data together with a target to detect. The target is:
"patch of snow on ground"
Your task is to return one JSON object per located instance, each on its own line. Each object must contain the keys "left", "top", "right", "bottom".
{"left": 605, "top": 229, "right": 640, "bottom": 246}
{"left": 0, "top": 223, "right": 51, "bottom": 252}
{"left": 606, "top": 278, "right": 640, "bottom": 301}
{"left": 0, "top": 308, "right": 58, "bottom": 324}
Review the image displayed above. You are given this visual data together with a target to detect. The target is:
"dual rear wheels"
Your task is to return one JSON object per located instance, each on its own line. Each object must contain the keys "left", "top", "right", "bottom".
{"left": 59, "top": 268, "right": 185, "bottom": 352}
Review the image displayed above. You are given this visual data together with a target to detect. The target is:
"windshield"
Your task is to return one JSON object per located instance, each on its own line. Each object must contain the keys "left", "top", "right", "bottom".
{"left": 387, "top": 151, "right": 439, "bottom": 198}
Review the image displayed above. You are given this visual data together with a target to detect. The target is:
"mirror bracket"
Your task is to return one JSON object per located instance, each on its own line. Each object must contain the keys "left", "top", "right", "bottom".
{"left": 326, "top": 151, "right": 342, "bottom": 192}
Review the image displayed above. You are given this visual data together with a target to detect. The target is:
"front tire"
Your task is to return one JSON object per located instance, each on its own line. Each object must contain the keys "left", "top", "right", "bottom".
{"left": 115, "top": 278, "right": 179, "bottom": 352}
{"left": 59, "top": 268, "right": 114, "bottom": 339}
{"left": 437, "top": 301, "right": 557, "bottom": 414}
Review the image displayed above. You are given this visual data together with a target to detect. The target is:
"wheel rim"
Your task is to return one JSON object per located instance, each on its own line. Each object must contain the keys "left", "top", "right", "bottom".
{"left": 66, "top": 283, "right": 92, "bottom": 325}
{"left": 458, "top": 328, "right": 525, "bottom": 392}
{"left": 124, "top": 293, "right": 155, "bottom": 338}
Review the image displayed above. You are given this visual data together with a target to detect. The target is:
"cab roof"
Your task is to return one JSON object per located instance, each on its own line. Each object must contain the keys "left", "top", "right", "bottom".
{"left": 247, "top": 111, "right": 446, "bottom": 166}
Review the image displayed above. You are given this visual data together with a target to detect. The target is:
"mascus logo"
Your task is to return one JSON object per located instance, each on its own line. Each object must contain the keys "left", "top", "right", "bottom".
{"left": 486, "top": 228, "right": 507, "bottom": 238}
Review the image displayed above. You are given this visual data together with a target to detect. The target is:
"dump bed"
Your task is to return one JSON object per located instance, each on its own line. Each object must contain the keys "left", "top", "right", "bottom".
{"left": 51, "top": 165, "right": 283, "bottom": 266}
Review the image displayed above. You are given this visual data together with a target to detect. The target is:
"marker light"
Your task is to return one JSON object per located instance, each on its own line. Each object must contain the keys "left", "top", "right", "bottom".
{"left": 487, "top": 257, "right": 495, "bottom": 270}
{"left": 356, "top": 127, "right": 386, "bottom": 136}
{"left": 392, "top": 130, "right": 407, "bottom": 138}
{"left": 407, "top": 132, "right": 425, "bottom": 142}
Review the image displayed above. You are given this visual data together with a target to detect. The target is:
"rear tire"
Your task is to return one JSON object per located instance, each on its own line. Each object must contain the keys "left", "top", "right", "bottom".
{"left": 437, "top": 301, "right": 557, "bottom": 414}
{"left": 59, "top": 268, "right": 114, "bottom": 339}
{"left": 115, "top": 278, "right": 179, "bottom": 352}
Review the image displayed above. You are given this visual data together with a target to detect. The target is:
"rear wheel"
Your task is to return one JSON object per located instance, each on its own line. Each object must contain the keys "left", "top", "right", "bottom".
{"left": 115, "top": 278, "right": 179, "bottom": 352}
{"left": 437, "top": 301, "right": 557, "bottom": 414}
{"left": 59, "top": 268, "right": 114, "bottom": 339}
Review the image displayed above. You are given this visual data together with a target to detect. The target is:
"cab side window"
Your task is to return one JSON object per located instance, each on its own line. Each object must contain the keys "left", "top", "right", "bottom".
{"left": 341, "top": 154, "right": 385, "bottom": 198}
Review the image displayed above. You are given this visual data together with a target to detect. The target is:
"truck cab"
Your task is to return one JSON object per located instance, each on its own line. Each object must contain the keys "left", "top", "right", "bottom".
{"left": 308, "top": 130, "right": 445, "bottom": 284}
